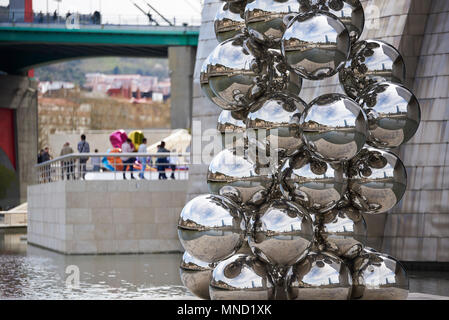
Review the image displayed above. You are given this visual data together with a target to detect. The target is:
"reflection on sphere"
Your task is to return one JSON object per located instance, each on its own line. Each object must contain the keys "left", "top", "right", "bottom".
{"left": 339, "top": 39, "right": 406, "bottom": 99}
{"left": 281, "top": 11, "right": 350, "bottom": 80}
{"left": 210, "top": 254, "right": 275, "bottom": 300}
{"left": 348, "top": 147, "right": 407, "bottom": 214}
{"left": 301, "top": 93, "right": 367, "bottom": 162}
{"left": 358, "top": 82, "right": 421, "bottom": 149}
{"left": 178, "top": 194, "right": 246, "bottom": 263}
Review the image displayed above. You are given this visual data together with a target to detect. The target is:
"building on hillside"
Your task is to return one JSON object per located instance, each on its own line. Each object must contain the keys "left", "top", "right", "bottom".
{"left": 38, "top": 81, "right": 75, "bottom": 94}
{"left": 84, "top": 73, "right": 170, "bottom": 101}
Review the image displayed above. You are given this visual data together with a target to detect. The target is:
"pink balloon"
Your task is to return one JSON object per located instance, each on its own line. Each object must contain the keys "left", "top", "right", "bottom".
{"left": 109, "top": 130, "right": 128, "bottom": 148}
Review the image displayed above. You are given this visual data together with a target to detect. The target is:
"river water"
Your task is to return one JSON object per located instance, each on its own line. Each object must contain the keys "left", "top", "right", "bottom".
{"left": 1, "top": 228, "right": 449, "bottom": 299}
{"left": 0, "top": 228, "right": 195, "bottom": 299}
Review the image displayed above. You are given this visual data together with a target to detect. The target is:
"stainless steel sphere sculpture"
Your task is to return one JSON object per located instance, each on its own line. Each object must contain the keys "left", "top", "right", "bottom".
{"left": 179, "top": 0, "right": 420, "bottom": 300}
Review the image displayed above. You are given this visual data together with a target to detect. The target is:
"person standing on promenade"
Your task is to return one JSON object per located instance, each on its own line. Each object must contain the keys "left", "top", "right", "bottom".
{"left": 137, "top": 138, "right": 149, "bottom": 180}
{"left": 77, "top": 134, "right": 90, "bottom": 180}
{"left": 122, "top": 138, "right": 136, "bottom": 180}
{"left": 168, "top": 149, "right": 178, "bottom": 180}
{"left": 41, "top": 147, "right": 52, "bottom": 182}
{"left": 91, "top": 149, "right": 101, "bottom": 172}
{"left": 60, "top": 142, "right": 74, "bottom": 180}
{"left": 156, "top": 141, "right": 169, "bottom": 180}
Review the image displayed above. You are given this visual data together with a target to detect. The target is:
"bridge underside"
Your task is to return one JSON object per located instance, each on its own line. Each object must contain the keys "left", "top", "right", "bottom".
{"left": 0, "top": 43, "right": 168, "bottom": 74}
{"left": 0, "top": 25, "right": 199, "bottom": 74}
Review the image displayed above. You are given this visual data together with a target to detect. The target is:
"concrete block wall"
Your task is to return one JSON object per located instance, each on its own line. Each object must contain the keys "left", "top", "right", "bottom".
{"left": 27, "top": 180, "right": 186, "bottom": 254}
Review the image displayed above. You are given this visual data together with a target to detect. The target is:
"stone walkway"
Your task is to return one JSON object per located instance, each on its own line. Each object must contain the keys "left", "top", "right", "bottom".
{"left": 408, "top": 293, "right": 449, "bottom": 300}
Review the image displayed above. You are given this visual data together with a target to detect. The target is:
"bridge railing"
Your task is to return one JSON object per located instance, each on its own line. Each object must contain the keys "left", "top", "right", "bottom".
{"left": 0, "top": 10, "right": 201, "bottom": 27}
{"left": 35, "top": 152, "right": 190, "bottom": 183}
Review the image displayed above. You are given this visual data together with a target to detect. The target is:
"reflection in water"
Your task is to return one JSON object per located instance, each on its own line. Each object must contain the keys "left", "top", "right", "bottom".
{"left": 0, "top": 228, "right": 194, "bottom": 299}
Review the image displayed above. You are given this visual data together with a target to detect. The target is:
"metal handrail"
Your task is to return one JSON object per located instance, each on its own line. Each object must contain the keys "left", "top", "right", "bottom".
{"left": 0, "top": 11, "right": 201, "bottom": 27}
{"left": 35, "top": 152, "right": 190, "bottom": 167}
{"left": 35, "top": 152, "right": 190, "bottom": 183}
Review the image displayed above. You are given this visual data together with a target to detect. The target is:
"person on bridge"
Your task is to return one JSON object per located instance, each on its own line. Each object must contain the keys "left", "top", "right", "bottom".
{"left": 38, "top": 12, "right": 44, "bottom": 23}
{"left": 93, "top": 11, "right": 101, "bottom": 25}
{"left": 137, "top": 138, "right": 149, "bottom": 180}
{"left": 77, "top": 134, "right": 90, "bottom": 180}
{"left": 60, "top": 142, "right": 75, "bottom": 180}
{"left": 122, "top": 138, "right": 136, "bottom": 180}
{"left": 156, "top": 141, "right": 169, "bottom": 180}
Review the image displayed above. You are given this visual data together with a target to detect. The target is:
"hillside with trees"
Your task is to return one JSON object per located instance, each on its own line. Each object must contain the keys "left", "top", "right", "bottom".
{"left": 34, "top": 57, "right": 169, "bottom": 85}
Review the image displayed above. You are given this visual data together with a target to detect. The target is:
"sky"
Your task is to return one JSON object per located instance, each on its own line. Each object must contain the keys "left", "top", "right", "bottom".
{"left": 1, "top": 0, "right": 203, "bottom": 25}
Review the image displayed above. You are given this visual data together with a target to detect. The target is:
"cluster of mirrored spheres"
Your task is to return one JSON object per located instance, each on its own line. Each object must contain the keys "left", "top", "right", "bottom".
{"left": 178, "top": 0, "right": 420, "bottom": 300}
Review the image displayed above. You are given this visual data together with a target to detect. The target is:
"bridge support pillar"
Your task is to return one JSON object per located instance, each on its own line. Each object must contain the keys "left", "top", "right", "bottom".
{"left": 168, "top": 46, "right": 196, "bottom": 129}
{"left": 0, "top": 75, "right": 38, "bottom": 210}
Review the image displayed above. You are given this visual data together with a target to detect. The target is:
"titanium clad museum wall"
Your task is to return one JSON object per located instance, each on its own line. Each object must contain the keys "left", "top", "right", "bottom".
{"left": 186, "top": 0, "right": 449, "bottom": 261}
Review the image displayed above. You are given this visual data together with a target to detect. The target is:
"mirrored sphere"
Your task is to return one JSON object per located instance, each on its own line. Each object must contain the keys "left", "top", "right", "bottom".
{"left": 301, "top": 93, "right": 367, "bottom": 162}
{"left": 339, "top": 39, "right": 406, "bottom": 99}
{"left": 207, "top": 148, "right": 274, "bottom": 208}
{"left": 201, "top": 35, "right": 267, "bottom": 108}
{"left": 348, "top": 147, "right": 407, "bottom": 214}
{"left": 210, "top": 254, "right": 275, "bottom": 300}
{"left": 298, "top": 0, "right": 364, "bottom": 44}
{"left": 316, "top": 206, "right": 367, "bottom": 259}
{"left": 178, "top": 194, "right": 246, "bottom": 263}
{"left": 244, "top": 0, "right": 300, "bottom": 45}
{"left": 200, "top": 50, "right": 237, "bottom": 110}
{"left": 357, "top": 82, "right": 421, "bottom": 149}
{"left": 286, "top": 251, "right": 352, "bottom": 300}
{"left": 280, "top": 148, "right": 348, "bottom": 213}
{"left": 328, "top": 0, "right": 364, "bottom": 44}
{"left": 246, "top": 92, "right": 307, "bottom": 157}
{"left": 218, "top": 110, "right": 247, "bottom": 150}
{"left": 248, "top": 199, "right": 314, "bottom": 266}
{"left": 179, "top": 251, "right": 215, "bottom": 300}
{"left": 281, "top": 11, "right": 350, "bottom": 80}
{"left": 215, "top": 1, "right": 246, "bottom": 43}
{"left": 218, "top": 110, "right": 247, "bottom": 134}
{"left": 351, "top": 251, "right": 409, "bottom": 300}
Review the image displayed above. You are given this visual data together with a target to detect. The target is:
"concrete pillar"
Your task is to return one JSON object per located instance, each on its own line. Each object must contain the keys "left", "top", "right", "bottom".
{"left": 168, "top": 46, "right": 197, "bottom": 129}
{"left": 0, "top": 75, "right": 38, "bottom": 209}
{"left": 185, "top": 0, "right": 222, "bottom": 203}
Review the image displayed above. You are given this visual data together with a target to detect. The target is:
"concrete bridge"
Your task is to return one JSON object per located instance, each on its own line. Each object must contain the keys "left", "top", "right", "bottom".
{"left": 0, "top": 24, "right": 198, "bottom": 73}
{"left": 0, "top": 23, "right": 199, "bottom": 210}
